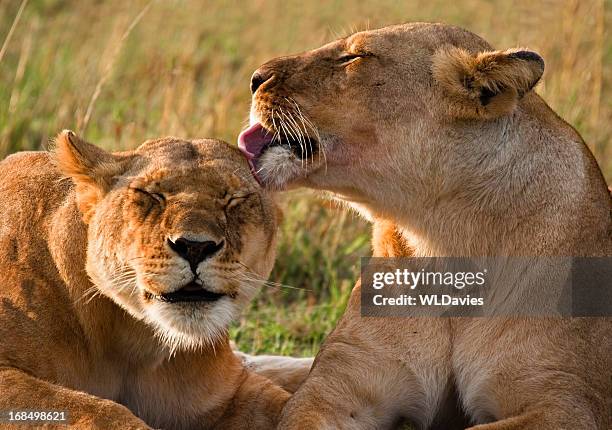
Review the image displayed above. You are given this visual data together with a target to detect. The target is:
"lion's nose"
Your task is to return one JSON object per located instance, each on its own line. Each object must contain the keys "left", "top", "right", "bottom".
{"left": 250, "top": 69, "right": 273, "bottom": 94}
{"left": 167, "top": 237, "right": 224, "bottom": 273}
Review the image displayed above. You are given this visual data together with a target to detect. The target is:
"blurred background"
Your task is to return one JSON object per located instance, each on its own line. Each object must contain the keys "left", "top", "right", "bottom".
{"left": 1, "top": 0, "right": 610, "bottom": 356}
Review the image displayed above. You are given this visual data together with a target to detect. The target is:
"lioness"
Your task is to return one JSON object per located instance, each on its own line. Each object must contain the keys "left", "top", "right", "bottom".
{"left": 239, "top": 23, "right": 612, "bottom": 429}
{"left": 0, "top": 131, "right": 290, "bottom": 429}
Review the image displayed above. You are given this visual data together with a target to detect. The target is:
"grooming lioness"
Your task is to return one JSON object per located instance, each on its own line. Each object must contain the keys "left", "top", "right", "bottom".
{"left": 0, "top": 132, "right": 290, "bottom": 429}
{"left": 239, "top": 23, "right": 612, "bottom": 429}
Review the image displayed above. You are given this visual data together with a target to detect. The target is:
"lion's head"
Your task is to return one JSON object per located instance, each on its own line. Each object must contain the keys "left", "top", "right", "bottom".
{"left": 239, "top": 23, "right": 545, "bottom": 221}
{"left": 55, "top": 131, "right": 278, "bottom": 351}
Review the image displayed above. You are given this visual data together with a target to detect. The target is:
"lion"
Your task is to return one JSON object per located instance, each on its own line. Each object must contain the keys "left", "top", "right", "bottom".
{"left": 0, "top": 131, "right": 299, "bottom": 429}
{"left": 239, "top": 23, "right": 612, "bottom": 429}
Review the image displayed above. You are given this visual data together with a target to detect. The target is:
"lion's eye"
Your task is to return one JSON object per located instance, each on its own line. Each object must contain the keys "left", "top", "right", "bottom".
{"left": 225, "top": 193, "right": 253, "bottom": 210}
{"left": 337, "top": 53, "right": 369, "bottom": 65}
{"left": 133, "top": 188, "right": 165, "bottom": 205}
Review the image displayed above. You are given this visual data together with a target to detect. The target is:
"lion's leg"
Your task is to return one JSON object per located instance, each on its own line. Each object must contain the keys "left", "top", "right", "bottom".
{"left": 0, "top": 367, "right": 150, "bottom": 429}
{"left": 278, "top": 284, "right": 453, "bottom": 430}
{"left": 213, "top": 369, "right": 290, "bottom": 429}
{"left": 277, "top": 345, "right": 404, "bottom": 429}
{"left": 277, "top": 338, "right": 451, "bottom": 430}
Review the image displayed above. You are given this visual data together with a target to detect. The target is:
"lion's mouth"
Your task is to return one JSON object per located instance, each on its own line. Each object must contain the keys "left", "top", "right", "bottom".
{"left": 155, "top": 282, "right": 226, "bottom": 303}
{"left": 238, "top": 122, "right": 318, "bottom": 180}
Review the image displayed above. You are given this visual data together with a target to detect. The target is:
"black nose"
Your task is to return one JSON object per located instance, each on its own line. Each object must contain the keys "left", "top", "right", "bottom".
{"left": 167, "top": 238, "right": 224, "bottom": 273}
{"left": 250, "top": 69, "right": 273, "bottom": 94}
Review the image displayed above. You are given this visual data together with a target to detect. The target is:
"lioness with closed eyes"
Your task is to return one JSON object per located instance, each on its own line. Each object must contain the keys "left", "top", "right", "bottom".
{"left": 0, "top": 131, "right": 292, "bottom": 429}
{"left": 240, "top": 23, "right": 611, "bottom": 429}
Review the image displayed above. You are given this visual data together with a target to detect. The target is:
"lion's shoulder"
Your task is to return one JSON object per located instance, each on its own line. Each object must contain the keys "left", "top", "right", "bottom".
{"left": 0, "top": 150, "right": 71, "bottom": 221}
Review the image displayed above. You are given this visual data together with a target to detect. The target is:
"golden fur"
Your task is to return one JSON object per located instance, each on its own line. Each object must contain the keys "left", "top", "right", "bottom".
{"left": 0, "top": 132, "right": 291, "bottom": 429}
{"left": 245, "top": 23, "right": 612, "bottom": 429}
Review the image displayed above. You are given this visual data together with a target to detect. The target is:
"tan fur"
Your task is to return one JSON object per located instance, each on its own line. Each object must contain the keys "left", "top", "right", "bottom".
{"left": 0, "top": 132, "right": 291, "bottom": 429}
{"left": 246, "top": 23, "right": 612, "bottom": 429}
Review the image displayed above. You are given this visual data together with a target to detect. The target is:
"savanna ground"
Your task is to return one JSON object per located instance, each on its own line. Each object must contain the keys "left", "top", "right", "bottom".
{"left": 1, "top": 0, "right": 610, "bottom": 357}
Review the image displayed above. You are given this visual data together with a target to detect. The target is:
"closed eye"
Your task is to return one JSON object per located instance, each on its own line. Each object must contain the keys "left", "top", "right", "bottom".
{"left": 337, "top": 52, "right": 372, "bottom": 65}
{"left": 225, "top": 192, "right": 255, "bottom": 209}
{"left": 132, "top": 187, "right": 166, "bottom": 204}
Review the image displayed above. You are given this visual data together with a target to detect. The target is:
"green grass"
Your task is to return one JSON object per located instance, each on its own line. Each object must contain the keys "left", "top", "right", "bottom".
{"left": 231, "top": 191, "right": 369, "bottom": 356}
{"left": 1, "top": 0, "right": 610, "bottom": 356}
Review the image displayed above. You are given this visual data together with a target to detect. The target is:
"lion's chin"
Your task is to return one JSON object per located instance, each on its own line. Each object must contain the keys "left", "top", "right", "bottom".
{"left": 255, "top": 146, "right": 309, "bottom": 191}
{"left": 144, "top": 297, "right": 239, "bottom": 353}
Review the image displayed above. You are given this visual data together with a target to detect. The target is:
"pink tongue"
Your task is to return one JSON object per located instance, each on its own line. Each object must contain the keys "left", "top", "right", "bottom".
{"left": 237, "top": 123, "right": 273, "bottom": 159}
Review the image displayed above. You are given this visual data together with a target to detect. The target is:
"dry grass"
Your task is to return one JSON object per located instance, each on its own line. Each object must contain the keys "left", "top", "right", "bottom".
{"left": 1, "top": 0, "right": 610, "bottom": 355}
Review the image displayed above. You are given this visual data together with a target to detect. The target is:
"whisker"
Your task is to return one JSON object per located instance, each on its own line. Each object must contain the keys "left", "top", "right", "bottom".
{"left": 279, "top": 108, "right": 306, "bottom": 168}
{"left": 235, "top": 260, "right": 312, "bottom": 291}
{"left": 287, "top": 96, "right": 326, "bottom": 171}
{"left": 290, "top": 113, "right": 309, "bottom": 165}
{"left": 74, "top": 285, "right": 101, "bottom": 304}
{"left": 289, "top": 99, "right": 315, "bottom": 168}
{"left": 276, "top": 107, "right": 298, "bottom": 150}
{"left": 285, "top": 98, "right": 310, "bottom": 159}
{"left": 285, "top": 111, "right": 307, "bottom": 160}
{"left": 271, "top": 107, "right": 281, "bottom": 142}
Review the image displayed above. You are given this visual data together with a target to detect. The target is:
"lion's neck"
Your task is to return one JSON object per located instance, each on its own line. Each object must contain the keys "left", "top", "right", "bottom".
{"left": 368, "top": 105, "right": 610, "bottom": 257}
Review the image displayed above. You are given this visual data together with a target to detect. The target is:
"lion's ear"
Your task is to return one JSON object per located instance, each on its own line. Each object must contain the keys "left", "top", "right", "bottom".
{"left": 55, "top": 130, "right": 125, "bottom": 222}
{"left": 432, "top": 46, "right": 544, "bottom": 119}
